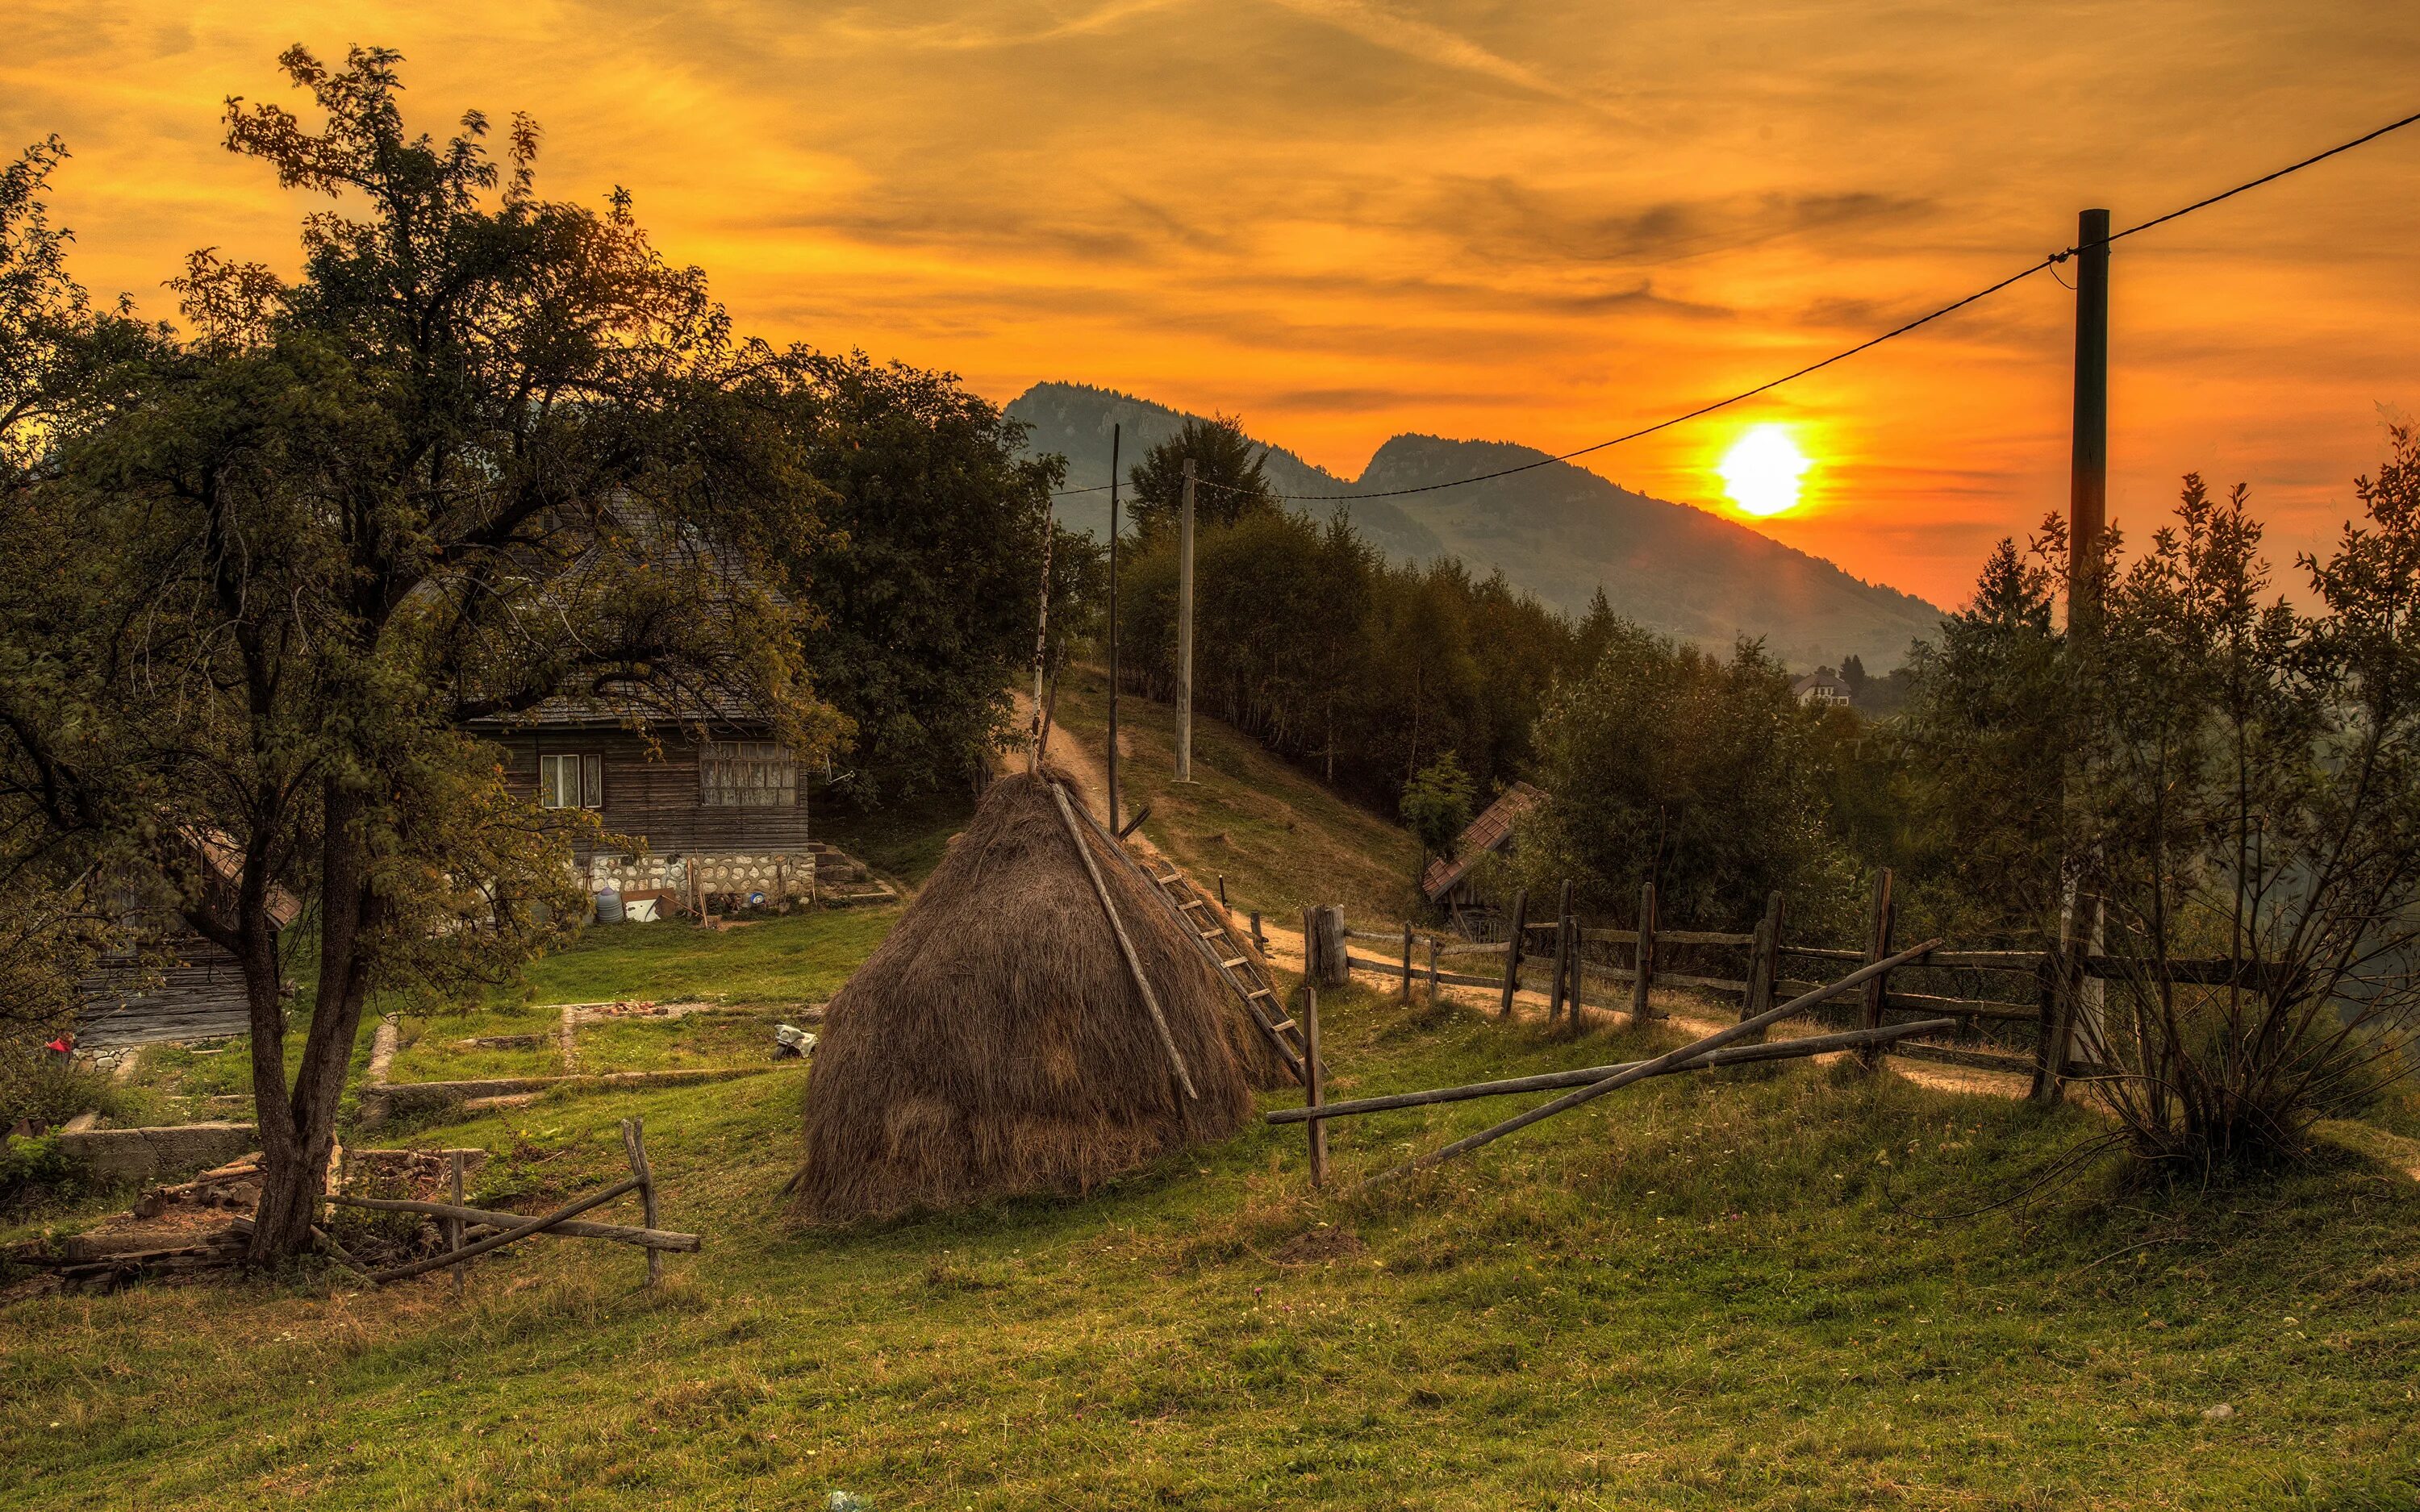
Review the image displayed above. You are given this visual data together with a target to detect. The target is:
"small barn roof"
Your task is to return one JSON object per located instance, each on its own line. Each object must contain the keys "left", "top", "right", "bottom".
{"left": 1421, "top": 780, "right": 1546, "bottom": 901}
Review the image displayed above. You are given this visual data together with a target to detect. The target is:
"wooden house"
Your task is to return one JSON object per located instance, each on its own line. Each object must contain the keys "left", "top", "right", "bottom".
{"left": 1421, "top": 781, "right": 1546, "bottom": 931}
{"left": 77, "top": 835, "right": 302, "bottom": 1051}
{"left": 473, "top": 700, "right": 816, "bottom": 911}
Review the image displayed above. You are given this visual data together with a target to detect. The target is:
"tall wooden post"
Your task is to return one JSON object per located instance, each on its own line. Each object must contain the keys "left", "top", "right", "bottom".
{"left": 1499, "top": 888, "right": 1527, "bottom": 1018}
{"left": 1629, "top": 881, "right": 1657, "bottom": 1025}
{"left": 2066, "top": 206, "right": 2112, "bottom": 1063}
{"left": 1400, "top": 921, "right": 1414, "bottom": 1002}
{"left": 1741, "top": 889, "right": 1783, "bottom": 1042}
{"left": 1321, "top": 906, "right": 1349, "bottom": 988}
{"left": 1250, "top": 910, "right": 1264, "bottom": 952}
{"left": 1175, "top": 456, "right": 1197, "bottom": 783}
{"left": 1302, "top": 984, "right": 1328, "bottom": 1187}
{"left": 1547, "top": 879, "right": 1573, "bottom": 1022}
{"left": 1106, "top": 423, "right": 1121, "bottom": 831}
{"left": 1855, "top": 868, "right": 1896, "bottom": 1067}
{"left": 445, "top": 1150, "right": 465, "bottom": 1295}
{"left": 2069, "top": 208, "right": 2110, "bottom": 626}
{"left": 1426, "top": 935, "right": 1441, "bottom": 1008}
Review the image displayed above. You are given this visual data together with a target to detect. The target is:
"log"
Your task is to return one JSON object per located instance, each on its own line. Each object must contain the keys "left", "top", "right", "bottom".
{"left": 365, "top": 1177, "right": 644, "bottom": 1283}
{"left": 1051, "top": 782, "right": 1198, "bottom": 1101}
{"left": 325, "top": 1193, "right": 702, "bottom": 1251}
{"left": 1499, "top": 889, "right": 1527, "bottom": 1018}
{"left": 1266, "top": 1019, "right": 1957, "bottom": 1123}
{"left": 1362, "top": 938, "right": 1942, "bottom": 1187}
{"left": 624, "top": 1117, "right": 662, "bottom": 1288}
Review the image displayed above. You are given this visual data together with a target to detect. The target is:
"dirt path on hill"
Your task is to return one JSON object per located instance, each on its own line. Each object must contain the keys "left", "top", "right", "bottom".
{"left": 1003, "top": 687, "right": 1162, "bottom": 859}
{"left": 1022, "top": 687, "right": 2036, "bottom": 1102}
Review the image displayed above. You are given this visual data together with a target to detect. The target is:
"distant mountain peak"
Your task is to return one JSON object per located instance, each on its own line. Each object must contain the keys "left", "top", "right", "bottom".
{"left": 1004, "top": 381, "right": 1943, "bottom": 671}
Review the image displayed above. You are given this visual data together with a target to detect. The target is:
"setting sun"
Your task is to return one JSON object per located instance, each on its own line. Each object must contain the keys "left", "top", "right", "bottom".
{"left": 1717, "top": 425, "right": 1813, "bottom": 518}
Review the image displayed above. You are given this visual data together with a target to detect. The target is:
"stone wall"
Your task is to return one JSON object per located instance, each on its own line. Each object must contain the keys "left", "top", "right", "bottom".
{"left": 59, "top": 1122, "right": 258, "bottom": 1184}
{"left": 586, "top": 849, "right": 814, "bottom": 905}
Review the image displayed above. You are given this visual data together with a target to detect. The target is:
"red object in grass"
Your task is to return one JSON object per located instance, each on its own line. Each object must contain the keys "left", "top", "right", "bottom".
{"left": 45, "top": 1036, "right": 72, "bottom": 1054}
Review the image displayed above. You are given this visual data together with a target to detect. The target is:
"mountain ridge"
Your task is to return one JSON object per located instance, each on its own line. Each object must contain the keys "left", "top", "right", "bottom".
{"left": 1006, "top": 380, "right": 1943, "bottom": 671}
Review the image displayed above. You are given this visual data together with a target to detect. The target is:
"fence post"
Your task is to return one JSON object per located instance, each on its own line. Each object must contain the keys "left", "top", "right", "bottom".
{"left": 1855, "top": 868, "right": 1896, "bottom": 1067}
{"left": 1250, "top": 911, "right": 1264, "bottom": 952}
{"left": 1547, "top": 879, "right": 1573, "bottom": 1023}
{"left": 1740, "top": 889, "right": 1784, "bottom": 1043}
{"left": 446, "top": 1150, "right": 465, "bottom": 1296}
{"left": 1427, "top": 935, "right": 1441, "bottom": 1008}
{"left": 1400, "top": 921, "right": 1415, "bottom": 1003}
{"left": 2032, "top": 930, "right": 2081, "bottom": 1103}
{"left": 1499, "top": 889, "right": 1527, "bottom": 1018}
{"left": 1629, "top": 880, "right": 1657, "bottom": 1025}
{"left": 1321, "top": 906, "right": 1350, "bottom": 987}
{"left": 1303, "top": 984, "right": 1328, "bottom": 1187}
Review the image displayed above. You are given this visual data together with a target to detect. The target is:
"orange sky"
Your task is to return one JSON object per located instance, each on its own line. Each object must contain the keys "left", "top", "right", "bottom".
{"left": 8, "top": 2, "right": 2419, "bottom": 606}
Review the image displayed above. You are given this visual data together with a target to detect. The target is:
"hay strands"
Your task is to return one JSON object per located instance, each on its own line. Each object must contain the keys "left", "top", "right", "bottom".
{"left": 1050, "top": 779, "right": 1200, "bottom": 1100}
{"left": 1362, "top": 938, "right": 1942, "bottom": 1188}
{"left": 1266, "top": 1017, "right": 1956, "bottom": 1124}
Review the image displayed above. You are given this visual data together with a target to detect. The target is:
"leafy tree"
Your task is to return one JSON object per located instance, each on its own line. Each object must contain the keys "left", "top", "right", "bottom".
{"left": 778, "top": 350, "right": 1095, "bottom": 802}
{"left": 1521, "top": 623, "right": 1852, "bottom": 929}
{"left": 1125, "top": 414, "right": 1277, "bottom": 537}
{"left": 0, "top": 48, "right": 833, "bottom": 1263}
{"left": 1400, "top": 752, "right": 1476, "bottom": 867}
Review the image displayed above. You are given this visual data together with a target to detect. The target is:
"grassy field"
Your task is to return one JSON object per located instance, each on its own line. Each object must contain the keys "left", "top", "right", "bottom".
{"left": 1052, "top": 664, "right": 1425, "bottom": 925}
{"left": 9, "top": 908, "right": 2420, "bottom": 1506}
{"left": 14, "top": 749, "right": 2420, "bottom": 1508}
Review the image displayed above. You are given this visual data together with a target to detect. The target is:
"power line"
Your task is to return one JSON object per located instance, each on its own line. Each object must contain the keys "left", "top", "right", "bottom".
{"left": 1054, "top": 104, "right": 2420, "bottom": 505}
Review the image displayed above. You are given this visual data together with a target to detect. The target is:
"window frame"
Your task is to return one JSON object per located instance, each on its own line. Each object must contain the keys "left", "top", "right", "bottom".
{"left": 539, "top": 752, "right": 604, "bottom": 810}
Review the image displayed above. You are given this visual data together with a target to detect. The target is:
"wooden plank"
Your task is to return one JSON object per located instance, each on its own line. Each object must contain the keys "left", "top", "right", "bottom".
{"left": 365, "top": 1177, "right": 645, "bottom": 1283}
{"left": 1303, "top": 986, "right": 1327, "bottom": 1187}
{"left": 321, "top": 1198, "right": 703, "bottom": 1252}
{"left": 1344, "top": 954, "right": 1502, "bottom": 990}
{"left": 1051, "top": 783, "right": 1198, "bottom": 1101}
{"left": 1856, "top": 868, "right": 1896, "bottom": 1065}
{"left": 1362, "top": 939, "right": 1943, "bottom": 1185}
{"left": 1629, "top": 880, "right": 1656, "bottom": 1025}
{"left": 1268, "top": 1019, "right": 1958, "bottom": 1123}
{"left": 1654, "top": 929, "right": 1757, "bottom": 948}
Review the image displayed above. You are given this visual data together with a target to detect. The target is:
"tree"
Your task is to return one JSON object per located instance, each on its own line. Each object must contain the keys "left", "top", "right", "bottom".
{"left": 0, "top": 48, "right": 834, "bottom": 1264}
{"left": 1522, "top": 623, "right": 1852, "bottom": 929}
{"left": 1125, "top": 414, "right": 1278, "bottom": 537}
{"left": 1400, "top": 753, "right": 1476, "bottom": 870}
{"left": 772, "top": 350, "right": 1094, "bottom": 802}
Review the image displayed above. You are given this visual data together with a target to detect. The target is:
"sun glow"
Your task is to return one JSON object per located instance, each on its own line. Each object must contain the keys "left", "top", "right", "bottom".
{"left": 1717, "top": 425, "right": 1813, "bottom": 518}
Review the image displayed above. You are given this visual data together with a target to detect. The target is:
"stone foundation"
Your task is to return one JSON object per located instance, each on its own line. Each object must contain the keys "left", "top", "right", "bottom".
{"left": 586, "top": 850, "right": 814, "bottom": 905}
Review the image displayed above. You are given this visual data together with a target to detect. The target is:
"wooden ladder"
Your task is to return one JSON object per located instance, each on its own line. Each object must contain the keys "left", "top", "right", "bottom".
{"left": 1061, "top": 794, "right": 1307, "bottom": 1084}
{"left": 1143, "top": 862, "right": 1308, "bottom": 1085}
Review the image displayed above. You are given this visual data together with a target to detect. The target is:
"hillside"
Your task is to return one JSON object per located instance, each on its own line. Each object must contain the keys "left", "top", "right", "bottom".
{"left": 16, "top": 927, "right": 2420, "bottom": 1506}
{"left": 1008, "top": 381, "right": 1944, "bottom": 671}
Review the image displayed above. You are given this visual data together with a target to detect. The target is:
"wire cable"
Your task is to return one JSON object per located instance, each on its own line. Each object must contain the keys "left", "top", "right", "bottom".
{"left": 1054, "top": 105, "right": 2420, "bottom": 503}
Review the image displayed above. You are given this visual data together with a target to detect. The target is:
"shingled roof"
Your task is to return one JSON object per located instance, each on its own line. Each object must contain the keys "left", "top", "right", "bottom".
{"left": 1420, "top": 781, "right": 1546, "bottom": 902}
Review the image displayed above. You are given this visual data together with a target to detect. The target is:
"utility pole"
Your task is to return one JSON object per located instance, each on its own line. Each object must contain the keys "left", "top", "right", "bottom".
{"left": 1175, "top": 455, "right": 1196, "bottom": 782}
{"left": 1106, "top": 424, "right": 1120, "bottom": 831}
{"left": 2068, "top": 206, "right": 2110, "bottom": 625}
{"left": 2046, "top": 206, "right": 2112, "bottom": 1102}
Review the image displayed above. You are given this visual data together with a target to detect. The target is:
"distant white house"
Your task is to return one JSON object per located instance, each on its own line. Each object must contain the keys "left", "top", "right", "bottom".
{"left": 1793, "top": 671, "right": 1853, "bottom": 709}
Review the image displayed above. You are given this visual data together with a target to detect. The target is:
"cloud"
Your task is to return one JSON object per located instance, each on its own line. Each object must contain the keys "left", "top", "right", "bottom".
{"left": 1258, "top": 0, "right": 1614, "bottom": 115}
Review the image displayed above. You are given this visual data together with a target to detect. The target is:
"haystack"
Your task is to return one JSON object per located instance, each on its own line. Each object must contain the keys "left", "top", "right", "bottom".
{"left": 791, "top": 768, "right": 1282, "bottom": 1223}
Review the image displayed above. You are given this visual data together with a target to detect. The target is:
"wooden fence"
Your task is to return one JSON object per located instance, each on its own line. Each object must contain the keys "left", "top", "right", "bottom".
{"left": 1303, "top": 870, "right": 2289, "bottom": 1104}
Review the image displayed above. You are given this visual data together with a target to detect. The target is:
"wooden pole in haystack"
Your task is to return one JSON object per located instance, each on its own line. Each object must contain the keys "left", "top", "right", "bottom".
{"left": 1027, "top": 494, "right": 1058, "bottom": 774}
{"left": 1175, "top": 456, "right": 1198, "bottom": 783}
{"left": 1052, "top": 781, "right": 1198, "bottom": 1100}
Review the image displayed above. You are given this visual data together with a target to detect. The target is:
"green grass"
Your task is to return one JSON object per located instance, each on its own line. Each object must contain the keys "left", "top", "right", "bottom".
{"left": 1054, "top": 664, "right": 1425, "bottom": 925}
{"left": 16, "top": 775, "right": 2420, "bottom": 1508}
{"left": 10, "top": 946, "right": 2420, "bottom": 1507}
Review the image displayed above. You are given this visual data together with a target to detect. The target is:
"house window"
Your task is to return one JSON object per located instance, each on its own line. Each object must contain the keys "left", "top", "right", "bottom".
{"left": 540, "top": 753, "right": 603, "bottom": 810}
{"left": 700, "top": 741, "right": 795, "bottom": 807}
